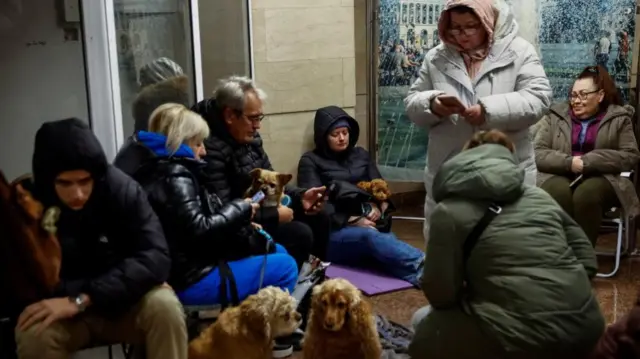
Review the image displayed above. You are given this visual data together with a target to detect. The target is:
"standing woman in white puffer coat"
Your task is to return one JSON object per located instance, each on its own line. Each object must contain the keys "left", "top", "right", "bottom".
{"left": 404, "top": 0, "right": 552, "bottom": 244}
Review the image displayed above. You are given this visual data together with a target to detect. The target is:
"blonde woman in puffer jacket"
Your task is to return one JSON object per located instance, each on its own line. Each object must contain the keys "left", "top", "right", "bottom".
{"left": 404, "top": 0, "right": 552, "bottom": 243}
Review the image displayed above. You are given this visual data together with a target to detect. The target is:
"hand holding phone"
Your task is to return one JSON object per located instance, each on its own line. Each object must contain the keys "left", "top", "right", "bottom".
{"left": 431, "top": 95, "right": 466, "bottom": 118}
{"left": 251, "top": 191, "right": 265, "bottom": 203}
{"left": 310, "top": 183, "right": 335, "bottom": 210}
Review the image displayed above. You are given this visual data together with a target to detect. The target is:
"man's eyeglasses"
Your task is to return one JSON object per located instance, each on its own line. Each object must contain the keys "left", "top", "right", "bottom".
{"left": 235, "top": 110, "right": 265, "bottom": 123}
{"left": 569, "top": 89, "right": 600, "bottom": 102}
{"left": 448, "top": 25, "right": 480, "bottom": 36}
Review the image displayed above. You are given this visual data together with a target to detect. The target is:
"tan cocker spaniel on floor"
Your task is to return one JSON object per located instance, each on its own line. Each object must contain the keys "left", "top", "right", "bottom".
{"left": 303, "top": 278, "right": 382, "bottom": 359}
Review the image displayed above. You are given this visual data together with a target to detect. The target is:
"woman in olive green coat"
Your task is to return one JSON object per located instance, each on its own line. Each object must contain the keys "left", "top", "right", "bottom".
{"left": 410, "top": 130, "right": 604, "bottom": 359}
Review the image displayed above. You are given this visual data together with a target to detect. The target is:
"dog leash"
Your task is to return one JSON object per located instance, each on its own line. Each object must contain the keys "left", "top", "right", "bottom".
{"left": 255, "top": 227, "right": 274, "bottom": 290}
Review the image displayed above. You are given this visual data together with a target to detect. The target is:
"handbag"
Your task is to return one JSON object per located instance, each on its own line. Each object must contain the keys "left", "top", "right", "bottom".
{"left": 328, "top": 180, "right": 374, "bottom": 214}
{"left": 328, "top": 180, "right": 395, "bottom": 232}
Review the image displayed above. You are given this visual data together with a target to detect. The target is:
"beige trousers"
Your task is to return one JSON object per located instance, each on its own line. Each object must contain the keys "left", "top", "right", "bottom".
{"left": 15, "top": 287, "right": 188, "bottom": 359}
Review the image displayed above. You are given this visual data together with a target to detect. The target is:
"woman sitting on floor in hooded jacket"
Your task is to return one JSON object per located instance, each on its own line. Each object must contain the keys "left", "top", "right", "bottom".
{"left": 122, "top": 103, "right": 297, "bottom": 306}
{"left": 297, "top": 106, "right": 424, "bottom": 286}
{"left": 534, "top": 65, "right": 640, "bottom": 247}
{"left": 409, "top": 130, "right": 604, "bottom": 359}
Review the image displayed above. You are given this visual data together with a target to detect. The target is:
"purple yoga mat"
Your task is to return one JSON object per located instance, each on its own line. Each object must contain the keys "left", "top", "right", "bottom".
{"left": 325, "top": 264, "right": 413, "bottom": 296}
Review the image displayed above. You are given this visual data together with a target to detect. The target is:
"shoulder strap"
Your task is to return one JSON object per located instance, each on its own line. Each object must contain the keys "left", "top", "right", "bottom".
{"left": 463, "top": 203, "right": 502, "bottom": 264}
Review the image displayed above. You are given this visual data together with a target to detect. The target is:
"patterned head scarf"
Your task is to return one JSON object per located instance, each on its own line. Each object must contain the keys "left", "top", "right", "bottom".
{"left": 438, "top": 0, "right": 497, "bottom": 79}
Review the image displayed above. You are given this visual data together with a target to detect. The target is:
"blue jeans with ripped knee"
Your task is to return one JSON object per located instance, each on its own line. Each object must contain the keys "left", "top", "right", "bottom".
{"left": 326, "top": 226, "right": 424, "bottom": 286}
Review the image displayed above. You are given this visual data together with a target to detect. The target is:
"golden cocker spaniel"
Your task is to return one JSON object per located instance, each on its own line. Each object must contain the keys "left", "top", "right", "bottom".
{"left": 303, "top": 278, "right": 382, "bottom": 359}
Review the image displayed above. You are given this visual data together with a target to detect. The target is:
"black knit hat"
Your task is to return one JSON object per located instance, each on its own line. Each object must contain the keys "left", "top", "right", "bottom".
{"left": 32, "top": 118, "right": 108, "bottom": 205}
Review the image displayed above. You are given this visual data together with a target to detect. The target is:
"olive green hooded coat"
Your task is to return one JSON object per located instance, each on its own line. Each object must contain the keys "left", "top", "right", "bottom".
{"left": 410, "top": 144, "right": 604, "bottom": 359}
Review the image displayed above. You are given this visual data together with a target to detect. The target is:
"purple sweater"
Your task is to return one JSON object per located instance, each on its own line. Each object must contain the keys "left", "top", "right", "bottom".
{"left": 571, "top": 110, "right": 606, "bottom": 156}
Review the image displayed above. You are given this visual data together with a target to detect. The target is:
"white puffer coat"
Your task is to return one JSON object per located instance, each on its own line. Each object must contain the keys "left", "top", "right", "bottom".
{"left": 404, "top": 0, "right": 552, "bottom": 243}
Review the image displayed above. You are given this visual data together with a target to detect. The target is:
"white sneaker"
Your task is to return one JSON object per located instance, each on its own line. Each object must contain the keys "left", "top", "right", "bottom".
{"left": 272, "top": 342, "right": 293, "bottom": 358}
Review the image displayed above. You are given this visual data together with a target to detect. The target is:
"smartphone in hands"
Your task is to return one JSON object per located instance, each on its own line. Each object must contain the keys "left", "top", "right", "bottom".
{"left": 569, "top": 175, "right": 583, "bottom": 188}
{"left": 311, "top": 183, "right": 336, "bottom": 209}
{"left": 438, "top": 95, "right": 467, "bottom": 113}
{"left": 251, "top": 191, "right": 265, "bottom": 203}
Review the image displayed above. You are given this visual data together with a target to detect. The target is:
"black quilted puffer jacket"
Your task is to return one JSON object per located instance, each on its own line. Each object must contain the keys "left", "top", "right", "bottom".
{"left": 192, "top": 99, "right": 306, "bottom": 229}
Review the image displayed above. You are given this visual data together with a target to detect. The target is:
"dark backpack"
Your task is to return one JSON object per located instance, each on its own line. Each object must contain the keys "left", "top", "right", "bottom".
{"left": 328, "top": 180, "right": 395, "bottom": 233}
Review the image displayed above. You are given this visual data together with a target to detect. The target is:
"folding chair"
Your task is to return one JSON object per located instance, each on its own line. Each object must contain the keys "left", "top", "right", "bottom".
{"left": 596, "top": 171, "right": 635, "bottom": 278}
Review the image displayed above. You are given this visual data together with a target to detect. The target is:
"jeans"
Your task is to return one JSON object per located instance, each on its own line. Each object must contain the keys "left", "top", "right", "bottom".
{"left": 177, "top": 244, "right": 298, "bottom": 305}
{"left": 15, "top": 287, "right": 187, "bottom": 359}
{"left": 327, "top": 226, "right": 425, "bottom": 286}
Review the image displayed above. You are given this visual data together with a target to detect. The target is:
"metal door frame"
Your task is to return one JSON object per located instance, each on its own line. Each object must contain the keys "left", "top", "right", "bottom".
{"left": 81, "top": 0, "right": 204, "bottom": 161}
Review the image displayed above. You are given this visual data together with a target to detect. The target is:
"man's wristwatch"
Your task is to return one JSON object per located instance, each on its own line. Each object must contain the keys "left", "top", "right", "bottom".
{"left": 69, "top": 295, "right": 88, "bottom": 313}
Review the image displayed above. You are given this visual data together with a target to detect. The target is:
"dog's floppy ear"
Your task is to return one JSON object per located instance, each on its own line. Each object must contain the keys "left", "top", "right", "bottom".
{"left": 312, "top": 282, "right": 324, "bottom": 297}
{"left": 310, "top": 284, "right": 325, "bottom": 309}
{"left": 241, "top": 297, "right": 272, "bottom": 343}
{"left": 347, "top": 286, "right": 362, "bottom": 309}
{"left": 346, "top": 292, "right": 373, "bottom": 331}
{"left": 277, "top": 173, "right": 293, "bottom": 186}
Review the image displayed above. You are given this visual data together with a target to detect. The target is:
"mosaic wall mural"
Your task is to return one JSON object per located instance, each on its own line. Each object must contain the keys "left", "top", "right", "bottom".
{"left": 376, "top": 0, "right": 637, "bottom": 181}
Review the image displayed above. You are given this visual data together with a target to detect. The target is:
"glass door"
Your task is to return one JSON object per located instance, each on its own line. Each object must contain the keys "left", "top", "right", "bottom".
{"left": 82, "top": 0, "right": 203, "bottom": 161}
{"left": 113, "top": 0, "right": 201, "bottom": 136}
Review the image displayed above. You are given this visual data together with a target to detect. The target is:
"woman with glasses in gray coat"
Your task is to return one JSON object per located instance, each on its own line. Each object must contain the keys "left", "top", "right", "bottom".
{"left": 404, "top": 0, "right": 552, "bottom": 243}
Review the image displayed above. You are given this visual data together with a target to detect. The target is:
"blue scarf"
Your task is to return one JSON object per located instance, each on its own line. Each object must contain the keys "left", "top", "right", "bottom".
{"left": 137, "top": 130, "right": 195, "bottom": 158}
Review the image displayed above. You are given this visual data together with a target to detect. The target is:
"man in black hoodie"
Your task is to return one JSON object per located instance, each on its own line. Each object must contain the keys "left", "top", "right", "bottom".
{"left": 14, "top": 118, "right": 187, "bottom": 359}
{"left": 192, "top": 76, "right": 331, "bottom": 267}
